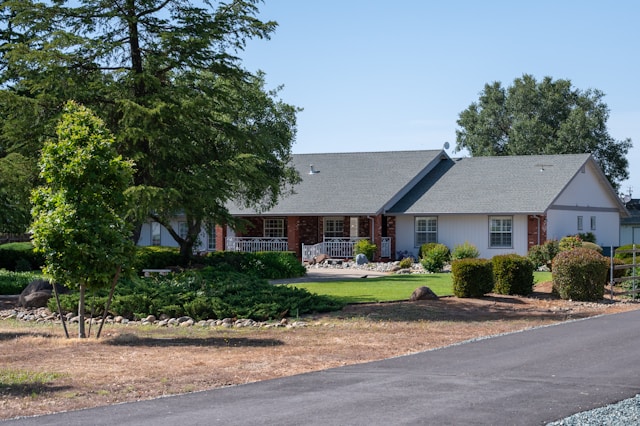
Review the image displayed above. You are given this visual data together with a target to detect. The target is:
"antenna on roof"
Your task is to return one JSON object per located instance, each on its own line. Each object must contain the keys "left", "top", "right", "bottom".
{"left": 535, "top": 163, "right": 553, "bottom": 172}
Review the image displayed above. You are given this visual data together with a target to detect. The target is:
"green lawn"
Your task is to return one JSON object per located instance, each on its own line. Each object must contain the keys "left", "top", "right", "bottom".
{"left": 290, "top": 271, "right": 553, "bottom": 304}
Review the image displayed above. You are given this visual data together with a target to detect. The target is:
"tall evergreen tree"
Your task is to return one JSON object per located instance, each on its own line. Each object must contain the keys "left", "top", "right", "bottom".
{"left": 0, "top": 0, "right": 299, "bottom": 261}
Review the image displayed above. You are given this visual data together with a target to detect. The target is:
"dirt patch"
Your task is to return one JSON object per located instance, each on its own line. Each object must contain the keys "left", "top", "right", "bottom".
{"left": 1, "top": 282, "right": 638, "bottom": 421}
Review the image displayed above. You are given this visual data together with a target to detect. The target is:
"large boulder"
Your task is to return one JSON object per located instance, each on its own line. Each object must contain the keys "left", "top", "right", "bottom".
{"left": 355, "top": 253, "right": 368, "bottom": 265}
{"left": 410, "top": 286, "right": 439, "bottom": 301}
{"left": 18, "top": 279, "right": 68, "bottom": 308}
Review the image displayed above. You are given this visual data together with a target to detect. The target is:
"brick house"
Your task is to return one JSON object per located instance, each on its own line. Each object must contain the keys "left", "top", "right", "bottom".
{"left": 138, "top": 150, "right": 628, "bottom": 261}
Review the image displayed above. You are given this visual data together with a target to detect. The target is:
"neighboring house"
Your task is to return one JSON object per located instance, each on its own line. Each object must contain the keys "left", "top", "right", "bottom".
{"left": 140, "top": 150, "right": 629, "bottom": 261}
{"left": 620, "top": 198, "right": 640, "bottom": 246}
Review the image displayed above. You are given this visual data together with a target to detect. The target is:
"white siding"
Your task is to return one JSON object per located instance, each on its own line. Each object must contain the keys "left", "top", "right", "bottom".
{"left": 553, "top": 163, "right": 613, "bottom": 207}
{"left": 547, "top": 209, "right": 620, "bottom": 247}
{"left": 137, "top": 220, "right": 212, "bottom": 252}
{"left": 395, "top": 214, "right": 530, "bottom": 258}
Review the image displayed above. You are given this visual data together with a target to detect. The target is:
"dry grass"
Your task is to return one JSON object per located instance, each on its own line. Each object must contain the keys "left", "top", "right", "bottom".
{"left": 1, "top": 282, "right": 639, "bottom": 421}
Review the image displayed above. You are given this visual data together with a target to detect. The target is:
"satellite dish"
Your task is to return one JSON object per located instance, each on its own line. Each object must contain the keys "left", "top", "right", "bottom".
{"left": 443, "top": 141, "right": 450, "bottom": 150}
{"left": 623, "top": 195, "right": 632, "bottom": 204}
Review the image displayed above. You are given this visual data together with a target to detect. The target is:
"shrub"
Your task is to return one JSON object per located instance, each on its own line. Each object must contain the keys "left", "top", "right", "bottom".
{"left": 49, "top": 268, "right": 343, "bottom": 321}
{"left": 552, "top": 248, "right": 608, "bottom": 301}
{"left": 577, "top": 232, "right": 596, "bottom": 243}
{"left": 451, "top": 241, "right": 479, "bottom": 260}
{"left": 353, "top": 239, "right": 377, "bottom": 262}
{"left": 132, "top": 246, "right": 183, "bottom": 272}
{"left": 419, "top": 243, "right": 450, "bottom": 273}
{"left": 451, "top": 258, "right": 493, "bottom": 298}
{"left": 614, "top": 244, "right": 640, "bottom": 264}
{"left": 559, "top": 235, "right": 583, "bottom": 252}
{"left": 492, "top": 254, "right": 534, "bottom": 295}
{"left": 581, "top": 241, "right": 602, "bottom": 253}
{"left": 528, "top": 240, "right": 559, "bottom": 270}
{"left": 202, "top": 251, "right": 305, "bottom": 279}
{"left": 0, "top": 270, "right": 42, "bottom": 295}
{"left": 0, "top": 242, "right": 44, "bottom": 271}
{"left": 398, "top": 257, "right": 413, "bottom": 269}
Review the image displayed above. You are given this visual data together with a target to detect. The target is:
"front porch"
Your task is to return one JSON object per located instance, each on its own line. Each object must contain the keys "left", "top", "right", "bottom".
{"left": 221, "top": 214, "right": 396, "bottom": 261}
{"left": 224, "top": 236, "right": 392, "bottom": 262}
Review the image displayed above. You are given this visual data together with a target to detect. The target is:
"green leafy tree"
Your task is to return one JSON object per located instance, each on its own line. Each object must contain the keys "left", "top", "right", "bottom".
{"left": 455, "top": 74, "right": 632, "bottom": 190}
{"left": 31, "top": 101, "right": 134, "bottom": 338}
{"left": 0, "top": 0, "right": 299, "bottom": 264}
{"left": 0, "top": 152, "right": 36, "bottom": 233}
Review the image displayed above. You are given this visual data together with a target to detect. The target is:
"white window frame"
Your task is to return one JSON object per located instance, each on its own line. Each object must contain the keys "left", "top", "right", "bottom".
{"left": 207, "top": 223, "right": 216, "bottom": 251}
{"left": 415, "top": 216, "right": 437, "bottom": 247}
{"left": 489, "top": 216, "right": 512, "bottom": 248}
{"left": 178, "top": 221, "right": 188, "bottom": 240}
{"left": 324, "top": 217, "right": 344, "bottom": 239}
{"left": 264, "top": 218, "right": 285, "bottom": 238}
{"left": 577, "top": 216, "right": 583, "bottom": 231}
{"left": 590, "top": 216, "right": 596, "bottom": 231}
{"left": 151, "top": 222, "right": 161, "bottom": 246}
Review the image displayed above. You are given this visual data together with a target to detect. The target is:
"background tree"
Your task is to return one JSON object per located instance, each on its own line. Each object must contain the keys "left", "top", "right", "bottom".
{"left": 455, "top": 74, "right": 632, "bottom": 190}
{"left": 0, "top": 152, "right": 35, "bottom": 233}
{"left": 31, "top": 101, "right": 134, "bottom": 338}
{"left": 0, "top": 0, "right": 299, "bottom": 262}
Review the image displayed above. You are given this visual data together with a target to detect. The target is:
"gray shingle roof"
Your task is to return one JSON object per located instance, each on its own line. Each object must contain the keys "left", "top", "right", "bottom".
{"left": 387, "top": 153, "right": 595, "bottom": 214}
{"left": 227, "top": 150, "right": 444, "bottom": 215}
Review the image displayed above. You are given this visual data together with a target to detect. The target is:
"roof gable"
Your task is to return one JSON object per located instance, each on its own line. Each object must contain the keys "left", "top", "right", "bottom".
{"left": 387, "top": 153, "right": 597, "bottom": 214}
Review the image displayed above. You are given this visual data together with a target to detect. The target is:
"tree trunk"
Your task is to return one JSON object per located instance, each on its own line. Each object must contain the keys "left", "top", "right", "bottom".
{"left": 78, "top": 284, "right": 86, "bottom": 338}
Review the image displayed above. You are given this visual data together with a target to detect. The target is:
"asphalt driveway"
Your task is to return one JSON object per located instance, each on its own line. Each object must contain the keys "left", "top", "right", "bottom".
{"left": 5, "top": 309, "right": 640, "bottom": 425}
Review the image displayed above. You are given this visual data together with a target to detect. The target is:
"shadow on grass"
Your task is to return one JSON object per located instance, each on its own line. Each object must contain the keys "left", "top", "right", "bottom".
{"left": 0, "top": 331, "right": 55, "bottom": 342}
{"left": 106, "top": 334, "right": 284, "bottom": 348}
{"left": 0, "top": 383, "right": 73, "bottom": 398}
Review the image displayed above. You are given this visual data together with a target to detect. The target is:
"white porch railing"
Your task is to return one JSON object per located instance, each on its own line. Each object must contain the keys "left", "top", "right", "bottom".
{"left": 302, "top": 237, "right": 392, "bottom": 262}
{"left": 225, "top": 237, "right": 289, "bottom": 253}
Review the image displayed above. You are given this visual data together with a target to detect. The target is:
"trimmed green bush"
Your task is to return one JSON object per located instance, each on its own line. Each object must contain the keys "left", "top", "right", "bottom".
{"left": 451, "top": 241, "right": 480, "bottom": 260}
{"left": 420, "top": 243, "right": 450, "bottom": 273}
{"left": 492, "top": 254, "right": 534, "bottom": 295}
{"left": 353, "top": 239, "right": 377, "bottom": 262}
{"left": 552, "top": 248, "right": 608, "bottom": 301}
{"left": 559, "top": 235, "right": 582, "bottom": 252}
{"left": 0, "top": 242, "right": 44, "bottom": 271}
{"left": 202, "top": 251, "right": 305, "bottom": 279}
{"left": 398, "top": 257, "right": 413, "bottom": 269}
{"left": 581, "top": 241, "right": 602, "bottom": 253}
{"left": 528, "top": 240, "right": 559, "bottom": 270}
{"left": 451, "top": 258, "right": 493, "bottom": 298}
{"left": 614, "top": 244, "right": 640, "bottom": 264}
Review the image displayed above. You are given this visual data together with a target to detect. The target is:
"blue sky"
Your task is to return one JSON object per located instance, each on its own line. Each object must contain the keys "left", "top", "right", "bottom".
{"left": 239, "top": 0, "right": 640, "bottom": 194}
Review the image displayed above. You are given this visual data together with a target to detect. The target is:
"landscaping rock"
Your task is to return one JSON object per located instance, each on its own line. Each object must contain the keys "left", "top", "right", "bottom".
{"left": 355, "top": 253, "right": 368, "bottom": 265}
{"left": 410, "top": 286, "right": 439, "bottom": 301}
{"left": 18, "top": 279, "right": 67, "bottom": 308}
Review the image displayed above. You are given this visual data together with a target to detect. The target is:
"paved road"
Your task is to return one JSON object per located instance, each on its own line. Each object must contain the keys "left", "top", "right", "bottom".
{"left": 5, "top": 309, "right": 640, "bottom": 425}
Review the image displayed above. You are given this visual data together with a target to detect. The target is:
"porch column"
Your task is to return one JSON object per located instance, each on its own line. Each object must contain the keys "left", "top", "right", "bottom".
{"left": 287, "top": 216, "right": 301, "bottom": 259}
{"left": 215, "top": 224, "right": 226, "bottom": 251}
{"left": 374, "top": 214, "right": 385, "bottom": 260}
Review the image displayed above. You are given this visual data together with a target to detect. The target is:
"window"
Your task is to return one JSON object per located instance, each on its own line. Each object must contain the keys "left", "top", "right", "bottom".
{"left": 264, "top": 218, "right": 285, "bottom": 238}
{"left": 577, "top": 216, "right": 583, "bottom": 231}
{"left": 489, "top": 216, "right": 512, "bottom": 248}
{"left": 178, "top": 222, "right": 188, "bottom": 240}
{"left": 415, "top": 217, "right": 437, "bottom": 246}
{"left": 151, "top": 222, "right": 161, "bottom": 246}
{"left": 324, "top": 217, "right": 344, "bottom": 238}
{"left": 207, "top": 223, "right": 216, "bottom": 251}
{"left": 590, "top": 216, "right": 596, "bottom": 231}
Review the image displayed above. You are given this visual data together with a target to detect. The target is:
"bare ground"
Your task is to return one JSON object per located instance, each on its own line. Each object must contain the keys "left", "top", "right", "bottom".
{"left": 1, "top": 282, "right": 639, "bottom": 421}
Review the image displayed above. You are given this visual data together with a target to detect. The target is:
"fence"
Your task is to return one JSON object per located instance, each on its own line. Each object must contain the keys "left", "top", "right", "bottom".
{"left": 611, "top": 245, "right": 640, "bottom": 300}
